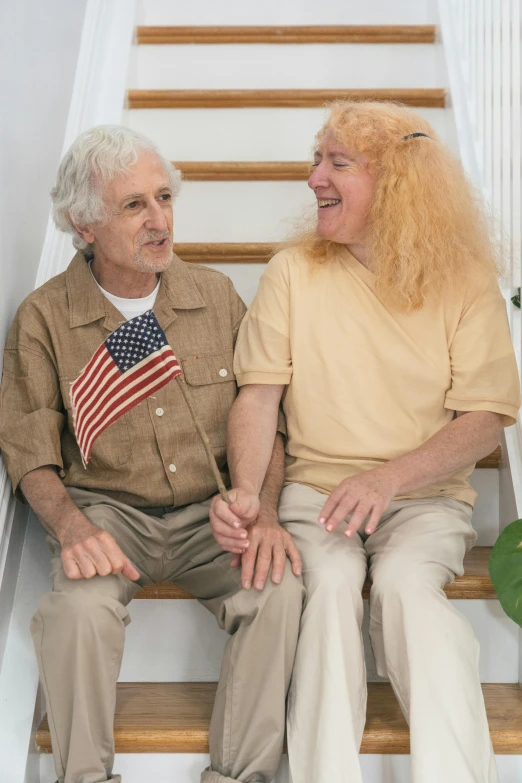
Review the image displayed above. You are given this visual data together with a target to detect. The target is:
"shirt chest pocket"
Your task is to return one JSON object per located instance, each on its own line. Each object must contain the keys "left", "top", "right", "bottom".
{"left": 59, "top": 377, "right": 132, "bottom": 468}
{"left": 181, "top": 351, "right": 237, "bottom": 444}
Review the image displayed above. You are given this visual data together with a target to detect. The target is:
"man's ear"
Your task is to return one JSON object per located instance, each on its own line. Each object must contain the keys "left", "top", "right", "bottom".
{"left": 72, "top": 219, "right": 95, "bottom": 245}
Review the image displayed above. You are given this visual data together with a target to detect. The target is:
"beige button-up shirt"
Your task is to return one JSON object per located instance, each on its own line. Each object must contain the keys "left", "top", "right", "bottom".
{"left": 0, "top": 253, "right": 247, "bottom": 508}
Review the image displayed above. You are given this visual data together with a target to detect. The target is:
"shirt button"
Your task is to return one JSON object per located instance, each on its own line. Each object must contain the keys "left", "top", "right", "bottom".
{"left": 156, "top": 407, "right": 164, "bottom": 417}
{"left": 219, "top": 368, "right": 228, "bottom": 377}
{"left": 169, "top": 464, "right": 177, "bottom": 473}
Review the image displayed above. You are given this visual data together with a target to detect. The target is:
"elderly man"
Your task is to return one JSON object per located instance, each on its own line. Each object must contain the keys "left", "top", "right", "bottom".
{"left": 0, "top": 125, "right": 303, "bottom": 783}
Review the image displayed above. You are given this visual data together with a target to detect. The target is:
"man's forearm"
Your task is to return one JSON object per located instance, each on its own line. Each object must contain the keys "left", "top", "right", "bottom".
{"left": 378, "top": 410, "right": 503, "bottom": 496}
{"left": 257, "top": 433, "right": 285, "bottom": 519}
{"left": 20, "top": 466, "right": 87, "bottom": 543}
{"left": 227, "top": 384, "right": 284, "bottom": 495}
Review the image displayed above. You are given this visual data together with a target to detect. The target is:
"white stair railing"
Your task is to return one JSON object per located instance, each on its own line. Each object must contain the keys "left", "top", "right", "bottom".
{"left": 438, "top": 0, "right": 522, "bottom": 511}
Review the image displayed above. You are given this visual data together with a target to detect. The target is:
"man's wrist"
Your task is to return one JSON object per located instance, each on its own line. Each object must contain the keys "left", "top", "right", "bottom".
{"left": 256, "top": 501, "right": 279, "bottom": 526}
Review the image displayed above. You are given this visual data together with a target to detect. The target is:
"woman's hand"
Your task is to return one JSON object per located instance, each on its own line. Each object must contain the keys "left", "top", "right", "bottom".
{"left": 319, "top": 468, "right": 398, "bottom": 537}
{"left": 210, "top": 488, "right": 260, "bottom": 554}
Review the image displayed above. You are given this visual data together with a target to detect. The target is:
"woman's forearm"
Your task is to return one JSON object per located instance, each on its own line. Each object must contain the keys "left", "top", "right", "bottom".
{"left": 378, "top": 410, "right": 503, "bottom": 496}
{"left": 227, "top": 384, "right": 284, "bottom": 495}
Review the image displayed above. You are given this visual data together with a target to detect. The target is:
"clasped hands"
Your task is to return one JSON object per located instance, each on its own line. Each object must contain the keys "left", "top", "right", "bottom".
{"left": 209, "top": 488, "right": 302, "bottom": 590}
{"left": 211, "top": 470, "right": 398, "bottom": 589}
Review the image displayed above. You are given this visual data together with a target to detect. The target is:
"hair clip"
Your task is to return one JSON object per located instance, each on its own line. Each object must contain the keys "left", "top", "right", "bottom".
{"left": 403, "top": 132, "right": 430, "bottom": 141}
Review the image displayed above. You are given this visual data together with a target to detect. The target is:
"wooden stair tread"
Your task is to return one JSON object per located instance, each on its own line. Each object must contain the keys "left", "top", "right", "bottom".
{"left": 134, "top": 546, "right": 496, "bottom": 601}
{"left": 36, "top": 682, "right": 522, "bottom": 754}
{"left": 128, "top": 88, "right": 446, "bottom": 109}
{"left": 174, "top": 161, "right": 312, "bottom": 180}
{"left": 137, "top": 25, "right": 436, "bottom": 45}
{"left": 175, "top": 242, "right": 272, "bottom": 263}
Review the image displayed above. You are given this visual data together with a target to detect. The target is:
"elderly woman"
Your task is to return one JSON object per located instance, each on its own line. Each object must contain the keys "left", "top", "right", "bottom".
{"left": 210, "top": 101, "right": 520, "bottom": 783}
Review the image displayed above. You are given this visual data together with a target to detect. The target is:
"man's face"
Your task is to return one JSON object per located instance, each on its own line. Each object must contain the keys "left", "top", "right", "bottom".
{"left": 80, "top": 151, "right": 174, "bottom": 274}
{"left": 308, "top": 129, "right": 376, "bottom": 245}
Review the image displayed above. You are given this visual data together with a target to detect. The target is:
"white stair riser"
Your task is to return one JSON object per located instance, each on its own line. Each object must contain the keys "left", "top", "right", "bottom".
{"left": 205, "top": 263, "right": 265, "bottom": 306}
{"left": 132, "top": 44, "right": 444, "bottom": 91}
{"left": 119, "top": 597, "right": 518, "bottom": 684}
{"left": 470, "top": 469, "right": 500, "bottom": 545}
{"left": 137, "top": 0, "right": 437, "bottom": 26}
{"left": 40, "top": 753, "right": 522, "bottom": 783}
{"left": 174, "top": 181, "right": 313, "bottom": 243}
{"left": 124, "top": 107, "right": 457, "bottom": 160}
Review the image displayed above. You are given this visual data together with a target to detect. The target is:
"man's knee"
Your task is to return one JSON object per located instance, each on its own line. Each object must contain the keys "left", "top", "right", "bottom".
{"left": 32, "top": 585, "right": 129, "bottom": 641}
{"left": 262, "top": 566, "right": 305, "bottom": 613}
{"left": 237, "top": 565, "right": 305, "bottom": 627}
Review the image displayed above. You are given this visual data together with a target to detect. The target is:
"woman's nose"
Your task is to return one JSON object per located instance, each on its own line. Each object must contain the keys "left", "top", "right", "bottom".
{"left": 308, "top": 163, "right": 329, "bottom": 191}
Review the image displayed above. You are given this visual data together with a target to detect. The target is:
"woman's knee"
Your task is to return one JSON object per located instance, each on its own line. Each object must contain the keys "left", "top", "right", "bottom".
{"left": 371, "top": 557, "right": 448, "bottom": 605}
{"left": 302, "top": 557, "right": 366, "bottom": 620}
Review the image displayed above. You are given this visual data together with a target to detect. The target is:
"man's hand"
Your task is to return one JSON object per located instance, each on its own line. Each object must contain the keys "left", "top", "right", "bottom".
{"left": 319, "top": 469, "right": 398, "bottom": 538}
{"left": 210, "top": 488, "right": 260, "bottom": 554}
{"left": 59, "top": 512, "right": 140, "bottom": 581}
{"left": 230, "top": 511, "right": 302, "bottom": 590}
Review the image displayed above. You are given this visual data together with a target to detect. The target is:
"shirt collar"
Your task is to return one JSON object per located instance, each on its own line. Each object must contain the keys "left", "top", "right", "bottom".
{"left": 66, "top": 251, "right": 206, "bottom": 332}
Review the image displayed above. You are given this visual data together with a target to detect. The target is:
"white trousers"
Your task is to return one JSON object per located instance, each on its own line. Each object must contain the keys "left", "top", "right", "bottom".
{"left": 279, "top": 483, "right": 498, "bottom": 783}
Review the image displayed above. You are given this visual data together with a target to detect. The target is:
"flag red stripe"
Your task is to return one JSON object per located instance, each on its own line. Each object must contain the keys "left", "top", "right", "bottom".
{"left": 72, "top": 352, "right": 116, "bottom": 414}
{"left": 79, "top": 351, "right": 180, "bottom": 455}
{"left": 71, "top": 344, "right": 112, "bottom": 403}
{"left": 74, "top": 357, "right": 120, "bottom": 438}
{"left": 82, "top": 361, "right": 182, "bottom": 461}
{"left": 77, "top": 347, "right": 177, "bottom": 445}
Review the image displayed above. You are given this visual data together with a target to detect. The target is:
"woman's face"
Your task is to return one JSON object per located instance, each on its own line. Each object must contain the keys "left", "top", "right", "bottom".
{"left": 308, "top": 129, "right": 376, "bottom": 245}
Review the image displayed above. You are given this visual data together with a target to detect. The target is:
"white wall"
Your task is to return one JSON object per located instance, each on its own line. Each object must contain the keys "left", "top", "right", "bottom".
{"left": 0, "top": 0, "right": 88, "bottom": 351}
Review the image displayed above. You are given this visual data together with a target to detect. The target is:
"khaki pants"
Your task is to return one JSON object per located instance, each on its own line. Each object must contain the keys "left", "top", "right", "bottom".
{"left": 279, "top": 483, "right": 497, "bottom": 783}
{"left": 31, "top": 487, "right": 305, "bottom": 783}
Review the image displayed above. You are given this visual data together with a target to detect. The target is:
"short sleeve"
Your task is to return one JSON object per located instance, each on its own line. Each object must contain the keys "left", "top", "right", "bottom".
{"left": 233, "top": 251, "right": 292, "bottom": 386}
{"left": 0, "top": 308, "right": 65, "bottom": 500}
{"left": 444, "top": 280, "right": 520, "bottom": 427}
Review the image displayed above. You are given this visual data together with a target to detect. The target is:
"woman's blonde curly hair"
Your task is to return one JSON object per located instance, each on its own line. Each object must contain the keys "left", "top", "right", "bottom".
{"left": 292, "top": 100, "right": 500, "bottom": 312}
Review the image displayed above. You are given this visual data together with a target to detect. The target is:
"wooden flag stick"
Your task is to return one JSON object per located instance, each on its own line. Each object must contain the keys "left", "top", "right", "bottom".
{"left": 176, "top": 376, "right": 231, "bottom": 505}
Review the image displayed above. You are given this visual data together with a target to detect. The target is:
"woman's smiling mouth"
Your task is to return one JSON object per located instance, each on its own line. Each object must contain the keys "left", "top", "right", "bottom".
{"left": 318, "top": 199, "right": 341, "bottom": 208}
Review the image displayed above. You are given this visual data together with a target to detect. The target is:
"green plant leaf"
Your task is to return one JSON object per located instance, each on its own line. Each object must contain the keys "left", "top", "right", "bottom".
{"left": 489, "top": 519, "right": 522, "bottom": 627}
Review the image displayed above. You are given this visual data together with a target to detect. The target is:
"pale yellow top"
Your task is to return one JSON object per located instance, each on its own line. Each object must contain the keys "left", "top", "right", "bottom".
{"left": 234, "top": 247, "right": 521, "bottom": 506}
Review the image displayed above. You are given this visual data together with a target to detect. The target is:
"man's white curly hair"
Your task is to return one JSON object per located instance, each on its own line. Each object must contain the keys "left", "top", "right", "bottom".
{"left": 51, "top": 125, "right": 182, "bottom": 251}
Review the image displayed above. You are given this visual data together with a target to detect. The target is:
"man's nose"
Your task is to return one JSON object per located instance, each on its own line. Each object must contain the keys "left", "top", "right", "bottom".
{"left": 144, "top": 199, "right": 168, "bottom": 231}
{"left": 308, "top": 163, "right": 330, "bottom": 191}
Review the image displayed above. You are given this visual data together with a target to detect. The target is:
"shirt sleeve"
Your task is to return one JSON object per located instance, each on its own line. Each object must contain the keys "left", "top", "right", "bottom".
{"left": 0, "top": 310, "right": 65, "bottom": 500}
{"left": 233, "top": 251, "right": 293, "bottom": 387}
{"left": 444, "top": 279, "right": 521, "bottom": 427}
{"left": 227, "top": 277, "right": 247, "bottom": 346}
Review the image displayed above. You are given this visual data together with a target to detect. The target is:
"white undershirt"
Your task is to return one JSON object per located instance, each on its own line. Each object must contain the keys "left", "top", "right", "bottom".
{"left": 90, "top": 264, "right": 160, "bottom": 320}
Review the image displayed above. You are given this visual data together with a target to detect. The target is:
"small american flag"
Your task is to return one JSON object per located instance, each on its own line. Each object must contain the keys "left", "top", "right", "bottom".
{"left": 70, "top": 310, "right": 182, "bottom": 465}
